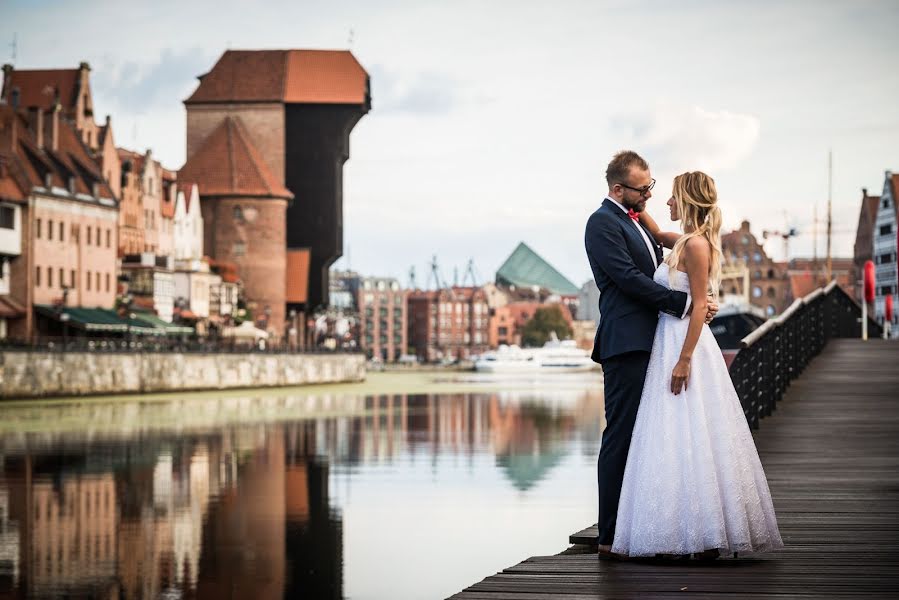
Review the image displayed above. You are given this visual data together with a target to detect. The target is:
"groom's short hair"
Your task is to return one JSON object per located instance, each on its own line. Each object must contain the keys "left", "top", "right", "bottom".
{"left": 606, "top": 151, "right": 649, "bottom": 186}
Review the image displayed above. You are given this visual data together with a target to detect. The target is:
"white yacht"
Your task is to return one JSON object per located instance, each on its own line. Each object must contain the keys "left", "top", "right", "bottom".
{"left": 473, "top": 334, "right": 597, "bottom": 373}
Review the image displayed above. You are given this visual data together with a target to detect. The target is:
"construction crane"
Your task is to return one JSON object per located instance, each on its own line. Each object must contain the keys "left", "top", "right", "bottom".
{"left": 762, "top": 227, "right": 798, "bottom": 262}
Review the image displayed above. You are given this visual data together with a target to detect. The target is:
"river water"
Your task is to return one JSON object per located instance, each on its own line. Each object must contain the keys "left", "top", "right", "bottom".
{"left": 0, "top": 371, "right": 605, "bottom": 599}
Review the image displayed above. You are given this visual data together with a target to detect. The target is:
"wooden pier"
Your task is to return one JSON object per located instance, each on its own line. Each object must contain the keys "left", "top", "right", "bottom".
{"left": 451, "top": 339, "right": 899, "bottom": 599}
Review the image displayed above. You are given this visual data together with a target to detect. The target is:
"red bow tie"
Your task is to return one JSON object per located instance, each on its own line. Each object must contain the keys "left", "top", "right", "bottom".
{"left": 627, "top": 208, "right": 640, "bottom": 222}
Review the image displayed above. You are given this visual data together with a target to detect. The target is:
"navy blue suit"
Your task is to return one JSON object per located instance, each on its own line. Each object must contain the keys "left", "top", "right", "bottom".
{"left": 584, "top": 198, "right": 689, "bottom": 544}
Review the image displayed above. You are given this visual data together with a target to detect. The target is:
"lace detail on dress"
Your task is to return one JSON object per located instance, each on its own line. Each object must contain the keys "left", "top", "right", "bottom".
{"left": 611, "top": 263, "right": 784, "bottom": 556}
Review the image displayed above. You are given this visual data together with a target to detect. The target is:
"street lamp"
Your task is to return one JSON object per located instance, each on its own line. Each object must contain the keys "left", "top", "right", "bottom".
{"left": 60, "top": 312, "right": 70, "bottom": 349}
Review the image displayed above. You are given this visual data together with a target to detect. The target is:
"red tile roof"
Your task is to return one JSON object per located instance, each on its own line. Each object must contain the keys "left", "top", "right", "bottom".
{"left": 0, "top": 103, "right": 114, "bottom": 201}
{"left": 1, "top": 68, "right": 80, "bottom": 111}
{"left": 178, "top": 116, "right": 293, "bottom": 199}
{"left": 185, "top": 50, "right": 368, "bottom": 105}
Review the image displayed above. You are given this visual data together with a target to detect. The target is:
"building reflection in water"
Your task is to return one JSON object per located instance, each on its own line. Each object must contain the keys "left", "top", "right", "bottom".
{"left": 0, "top": 383, "right": 602, "bottom": 599}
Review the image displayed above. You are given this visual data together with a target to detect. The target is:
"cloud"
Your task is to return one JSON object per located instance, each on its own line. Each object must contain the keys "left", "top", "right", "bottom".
{"left": 369, "top": 65, "right": 484, "bottom": 115}
{"left": 92, "top": 47, "right": 213, "bottom": 113}
{"left": 611, "top": 102, "right": 761, "bottom": 174}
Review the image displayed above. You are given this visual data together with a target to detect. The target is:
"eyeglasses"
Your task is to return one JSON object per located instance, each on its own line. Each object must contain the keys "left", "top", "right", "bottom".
{"left": 618, "top": 178, "right": 656, "bottom": 197}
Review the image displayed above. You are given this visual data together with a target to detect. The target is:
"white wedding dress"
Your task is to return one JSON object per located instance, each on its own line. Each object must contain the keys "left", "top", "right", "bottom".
{"left": 612, "top": 262, "right": 784, "bottom": 557}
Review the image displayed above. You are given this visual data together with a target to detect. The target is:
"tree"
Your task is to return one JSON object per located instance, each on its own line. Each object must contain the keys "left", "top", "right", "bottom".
{"left": 520, "top": 305, "right": 573, "bottom": 347}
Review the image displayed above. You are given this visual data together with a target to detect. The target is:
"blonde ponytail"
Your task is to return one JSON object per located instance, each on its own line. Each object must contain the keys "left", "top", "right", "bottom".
{"left": 665, "top": 172, "right": 722, "bottom": 300}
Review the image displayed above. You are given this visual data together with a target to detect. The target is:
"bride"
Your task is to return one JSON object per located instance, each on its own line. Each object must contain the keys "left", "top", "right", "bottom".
{"left": 611, "top": 171, "right": 783, "bottom": 558}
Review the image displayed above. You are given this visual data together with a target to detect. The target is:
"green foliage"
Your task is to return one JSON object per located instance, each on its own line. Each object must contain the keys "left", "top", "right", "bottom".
{"left": 520, "top": 306, "right": 573, "bottom": 347}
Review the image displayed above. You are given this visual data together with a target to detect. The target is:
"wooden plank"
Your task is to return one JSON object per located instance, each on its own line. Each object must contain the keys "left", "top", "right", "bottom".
{"left": 452, "top": 340, "right": 899, "bottom": 599}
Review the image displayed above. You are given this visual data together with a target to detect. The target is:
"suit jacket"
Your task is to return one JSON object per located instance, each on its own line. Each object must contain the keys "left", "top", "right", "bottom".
{"left": 584, "top": 198, "right": 689, "bottom": 362}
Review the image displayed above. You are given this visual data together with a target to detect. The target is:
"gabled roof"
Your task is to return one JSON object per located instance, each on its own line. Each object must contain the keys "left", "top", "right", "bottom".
{"left": 179, "top": 181, "right": 197, "bottom": 212}
{"left": 496, "top": 242, "right": 579, "bottom": 296}
{"left": 178, "top": 116, "right": 293, "bottom": 199}
{"left": 185, "top": 49, "right": 368, "bottom": 105}
{"left": 1, "top": 67, "right": 80, "bottom": 111}
{"left": 0, "top": 103, "right": 113, "bottom": 201}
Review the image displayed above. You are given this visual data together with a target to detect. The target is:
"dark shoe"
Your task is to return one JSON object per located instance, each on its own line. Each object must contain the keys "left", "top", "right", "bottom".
{"left": 654, "top": 553, "right": 691, "bottom": 561}
{"left": 693, "top": 548, "right": 720, "bottom": 561}
{"left": 597, "top": 548, "right": 630, "bottom": 561}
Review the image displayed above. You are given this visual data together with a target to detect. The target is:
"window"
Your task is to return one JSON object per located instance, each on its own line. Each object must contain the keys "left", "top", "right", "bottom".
{"left": 753, "top": 252, "right": 762, "bottom": 263}
{"left": 766, "top": 305, "right": 776, "bottom": 317}
{"left": 0, "top": 206, "right": 14, "bottom": 229}
{"left": 880, "top": 253, "right": 894, "bottom": 265}
{"left": 86, "top": 226, "right": 91, "bottom": 245}
{"left": 106, "top": 229, "right": 111, "bottom": 248}
{"left": 59, "top": 268, "right": 64, "bottom": 287}
{"left": 86, "top": 270, "right": 91, "bottom": 291}
{"left": 884, "top": 199, "right": 889, "bottom": 209}
{"left": 36, "top": 218, "right": 41, "bottom": 238}
{"left": 768, "top": 287, "right": 776, "bottom": 298}
{"left": 95, "top": 272, "right": 100, "bottom": 290}
{"left": 752, "top": 286, "right": 762, "bottom": 298}
{"left": 48, "top": 219, "right": 53, "bottom": 240}
{"left": 35, "top": 266, "right": 41, "bottom": 286}
{"left": 767, "top": 269, "right": 775, "bottom": 279}
{"left": 880, "top": 224, "right": 893, "bottom": 236}
{"left": 59, "top": 221, "right": 64, "bottom": 241}
{"left": 105, "top": 273, "right": 110, "bottom": 292}
{"left": 71, "top": 270, "right": 76, "bottom": 288}
{"left": 881, "top": 286, "right": 893, "bottom": 296}
{"left": 48, "top": 267, "right": 53, "bottom": 287}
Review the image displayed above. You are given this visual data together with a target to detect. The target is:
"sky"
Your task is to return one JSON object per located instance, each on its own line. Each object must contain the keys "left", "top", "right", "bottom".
{"left": 3, "top": 0, "right": 898, "bottom": 287}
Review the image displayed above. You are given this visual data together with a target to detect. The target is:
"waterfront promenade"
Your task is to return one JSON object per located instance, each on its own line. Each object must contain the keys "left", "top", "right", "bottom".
{"left": 451, "top": 339, "right": 899, "bottom": 599}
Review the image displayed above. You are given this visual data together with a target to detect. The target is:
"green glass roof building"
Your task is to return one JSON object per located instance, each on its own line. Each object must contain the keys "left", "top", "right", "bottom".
{"left": 495, "top": 242, "right": 579, "bottom": 296}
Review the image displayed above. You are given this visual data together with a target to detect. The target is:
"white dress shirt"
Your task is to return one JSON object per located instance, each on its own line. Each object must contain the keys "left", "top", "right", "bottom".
{"left": 606, "top": 197, "right": 658, "bottom": 269}
{"left": 605, "top": 196, "right": 691, "bottom": 319}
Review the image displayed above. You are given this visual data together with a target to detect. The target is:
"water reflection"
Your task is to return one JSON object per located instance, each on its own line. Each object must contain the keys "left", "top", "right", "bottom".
{"left": 0, "top": 378, "right": 604, "bottom": 599}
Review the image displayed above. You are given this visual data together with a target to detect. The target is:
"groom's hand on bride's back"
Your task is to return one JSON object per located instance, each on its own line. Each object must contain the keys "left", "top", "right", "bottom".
{"left": 705, "top": 296, "right": 719, "bottom": 324}
{"left": 685, "top": 294, "right": 719, "bottom": 324}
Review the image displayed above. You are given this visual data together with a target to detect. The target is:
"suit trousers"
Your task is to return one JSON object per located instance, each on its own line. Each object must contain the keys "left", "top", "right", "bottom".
{"left": 597, "top": 350, "right": 652, "bottom": 545}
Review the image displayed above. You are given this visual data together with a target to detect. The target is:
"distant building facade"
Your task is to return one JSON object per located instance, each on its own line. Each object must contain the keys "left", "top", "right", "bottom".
{"left": 853, "top": 188, "right": 880, "bottom": 302}
{"left": 721, "top": 220, "right": 791, "bottom": 316}
{"left": 873, "top": 172, "right": 898, "bottom": 333}
{"left": 356, "top": 276, "right": 408, "bottom": 361}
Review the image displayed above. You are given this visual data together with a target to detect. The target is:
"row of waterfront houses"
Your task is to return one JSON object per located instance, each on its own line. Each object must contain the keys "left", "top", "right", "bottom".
{"left": 0, "top": 49, "right": 372, "bottom": 344}
{"left": 0, "top": 63, "right": 237, "bottom": 341}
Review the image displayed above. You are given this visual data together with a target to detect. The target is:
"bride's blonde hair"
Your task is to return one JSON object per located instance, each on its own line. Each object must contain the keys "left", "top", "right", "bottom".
{"left": 665, "top": 171, "right": 722, "bottom": 300}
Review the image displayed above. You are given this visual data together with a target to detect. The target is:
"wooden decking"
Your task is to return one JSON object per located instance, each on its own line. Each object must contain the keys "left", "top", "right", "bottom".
{"left": 451, "top": 339, "right": 899, "bottom": 599}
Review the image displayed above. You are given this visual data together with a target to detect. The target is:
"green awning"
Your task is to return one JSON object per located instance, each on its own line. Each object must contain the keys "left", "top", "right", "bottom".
{"left": 133, "top": 312, "right": 194, "bottom": 335}
{"left": 496, "top": 242, "right": 580, "bottom": 295}
{"left": 35, "top": 305, "right": 160, "bottom": 335}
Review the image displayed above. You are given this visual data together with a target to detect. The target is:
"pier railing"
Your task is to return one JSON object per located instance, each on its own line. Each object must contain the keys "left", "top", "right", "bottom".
{"left": 729, "top": 281, "right": 883, "bottom": 429}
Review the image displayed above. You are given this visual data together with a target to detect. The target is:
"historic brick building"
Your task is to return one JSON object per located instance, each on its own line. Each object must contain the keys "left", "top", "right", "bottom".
{"left": 183, "top": 49, "right": 370, "bottom": 311}
{"left": 408, "top": 286, "right": 489, "bottom": 362}
{"left": 721, "top": 220, "right": 791, "bottom": 316}
{"left": 179, "top": 116, "right": 293, "bottom": 335}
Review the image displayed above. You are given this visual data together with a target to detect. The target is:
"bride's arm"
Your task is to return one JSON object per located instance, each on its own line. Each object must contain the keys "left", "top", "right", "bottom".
{"left": 639, "top": 210, "right": 681, "bottom": 249}
{"left": 670, "top": 237, "right": 711, "bottom": 395}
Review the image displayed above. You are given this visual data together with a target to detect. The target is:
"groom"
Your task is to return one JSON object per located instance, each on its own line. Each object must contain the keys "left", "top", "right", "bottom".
{"left": 584, "top": 150, "right": 717, "bottom": 555}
